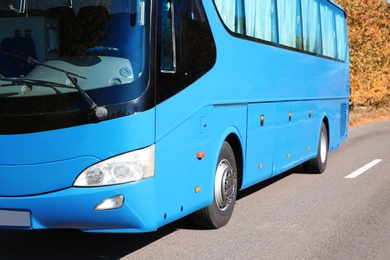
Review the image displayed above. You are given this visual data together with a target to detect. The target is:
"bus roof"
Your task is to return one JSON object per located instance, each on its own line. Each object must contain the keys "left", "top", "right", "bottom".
{"left": 328, "top": 0, "right": 346, "bottom": 13}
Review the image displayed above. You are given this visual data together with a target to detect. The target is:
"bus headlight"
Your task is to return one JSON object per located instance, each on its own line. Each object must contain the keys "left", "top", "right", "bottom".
{"left": 73, "top": 145, "right": 155, "bottom": 187}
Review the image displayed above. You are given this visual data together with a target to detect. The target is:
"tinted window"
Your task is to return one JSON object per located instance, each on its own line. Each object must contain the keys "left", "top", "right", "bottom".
{"left": 156, "top": 0, "right": 216, "bottom": 103}
{"left": 277, "top": 0, "right": 303, "bottom": 49}
{"left": 214, "top": 0, "right": 347, "bottom": 62}
{"left": 301, "top": 0, "right": 322, "bottom": 54}
{"left": 320, "top": 3, "right": 337, "bottom": 58}
{"left": 335, "top": 11, "right": 347, "bottom": 61}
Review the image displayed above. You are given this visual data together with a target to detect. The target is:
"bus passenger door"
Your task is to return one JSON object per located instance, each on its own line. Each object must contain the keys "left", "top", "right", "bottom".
{"left": 243, "top": 103, "right": 276, "bottom": 189}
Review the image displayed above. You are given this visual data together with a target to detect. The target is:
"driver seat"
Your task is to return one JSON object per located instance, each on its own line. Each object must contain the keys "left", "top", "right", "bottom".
{"left": 73, "top": 6, "right": 111, "bottom": 55}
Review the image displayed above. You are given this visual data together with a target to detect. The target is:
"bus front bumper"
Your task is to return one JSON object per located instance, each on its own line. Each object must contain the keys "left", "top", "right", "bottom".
{"left": 0, "top": 178, "right": 157, "bottom": 233}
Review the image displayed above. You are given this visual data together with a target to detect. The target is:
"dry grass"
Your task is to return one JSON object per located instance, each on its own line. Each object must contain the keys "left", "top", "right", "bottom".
{"left": 349, "top": 106, "right": 390, "bottom": 126}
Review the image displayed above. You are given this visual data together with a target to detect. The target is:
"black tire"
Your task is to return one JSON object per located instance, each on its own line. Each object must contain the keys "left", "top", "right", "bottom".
{"left": 192, "top": 141, "right": 238, "bottom": 229}
{"left": 305, "top": 122, "right": 328, "bottom": 173}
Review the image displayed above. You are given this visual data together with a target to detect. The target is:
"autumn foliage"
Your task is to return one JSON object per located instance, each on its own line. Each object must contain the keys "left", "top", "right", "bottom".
{"left": 335, "top": 0, "right": 390, "bottom": 108}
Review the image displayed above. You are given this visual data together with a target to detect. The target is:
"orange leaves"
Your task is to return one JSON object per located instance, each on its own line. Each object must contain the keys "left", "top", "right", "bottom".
{"left": 336, "top": 0, "right": 390, "bottom": 107}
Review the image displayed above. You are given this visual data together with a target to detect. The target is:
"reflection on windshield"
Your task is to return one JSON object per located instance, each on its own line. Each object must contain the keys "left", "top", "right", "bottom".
{"left": 0, "top": 0, "right": 145, "bottom": 92}
{"left": 0, "top": 1, "right": 152, "bottom": 134}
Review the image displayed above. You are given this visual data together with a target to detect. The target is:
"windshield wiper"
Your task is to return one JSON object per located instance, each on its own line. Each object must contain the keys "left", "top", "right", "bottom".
{"left": 0, "top": 52, "right": 108, "bottom": 119}
{"left": 27, "top": 56, "right": 108, "bottom": 119}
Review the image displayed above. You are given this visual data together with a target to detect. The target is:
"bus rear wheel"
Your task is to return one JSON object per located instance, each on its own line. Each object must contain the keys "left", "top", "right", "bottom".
{"left": 305, "top": 122, "right": 328, "bottom": 173}
{"left": 192, "top": 141, "right": 238, "bottom": 229}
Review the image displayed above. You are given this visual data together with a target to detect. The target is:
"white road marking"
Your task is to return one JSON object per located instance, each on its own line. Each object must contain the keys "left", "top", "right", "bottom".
{"left": 345, "top": 159, "right": 383, "bottom": 179}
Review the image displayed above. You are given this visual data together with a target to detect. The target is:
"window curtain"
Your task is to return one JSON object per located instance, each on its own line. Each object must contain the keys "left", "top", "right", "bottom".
{"left": 320, "top": 4, "right": 336, "bottom": 58}
{"left": 277, "top": 0, "right": 300, "bottom": 48}
{"left": 244, "top": 0, "right": 276, "bottom": 42}
{"left": 214, "top": 0, "right": 236, "bottom": 32}
{"left": 301, "top": 0, "right": 321, "bottom": 54}
{"left": 335, "top": 12, "right": 347, "bottom": 61}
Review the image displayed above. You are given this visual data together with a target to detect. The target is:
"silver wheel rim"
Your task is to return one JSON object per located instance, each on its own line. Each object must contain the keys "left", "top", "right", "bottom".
{"left": 320, "top": 131, "right": 327, "bottom": 163}
{"left": 214, "top": 159, "right": 237, "bottom": 211}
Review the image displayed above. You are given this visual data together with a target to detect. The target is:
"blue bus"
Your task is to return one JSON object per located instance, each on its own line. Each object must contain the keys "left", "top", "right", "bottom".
{"left": 0, "top": 0, "right": 349, "bottom": 232}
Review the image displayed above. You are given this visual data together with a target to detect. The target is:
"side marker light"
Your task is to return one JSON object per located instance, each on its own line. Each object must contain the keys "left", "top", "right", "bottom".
{"left": 197, "top": 152, "right": 206, "bottom": 159}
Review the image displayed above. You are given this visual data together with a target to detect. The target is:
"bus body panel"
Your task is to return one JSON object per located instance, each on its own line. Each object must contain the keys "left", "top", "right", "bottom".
{"left": 155, "top": 103, "right": 247, "bottom": 227}
{"left": 300, "top": 100, "right": 319, "bottom": 161}
{"left": 0, "top": 109, "right": 155, "bottom": 196}
{"left": 0, "top": 109, "right": 155, "bottom": 165}
{"left": 244, "top": 103, "right": 276, "bottom": 189}
{"left": 0, "top": 157, "right": 99, "bottom": 196}
{"left": 154, "top": 0, "right": 349, "bottom": 189}
{"left": 0, "top": 109, "right": 156, "bottom": 230}
{"left": 272, "top": 101, "right": 303, "bottom": 174}
{"left": 0, "top": 178, "right": 158, "bottom": 232}
{"left": 209, "top": 36, "right": 348, "bottom": 104}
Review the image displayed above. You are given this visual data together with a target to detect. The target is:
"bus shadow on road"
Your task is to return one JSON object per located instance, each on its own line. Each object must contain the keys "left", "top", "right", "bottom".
{"left": 237, "top": 168, "right": 298, "bottom": 201}
{"left": 0, "top": 221, "right": 189, "bottom": 259}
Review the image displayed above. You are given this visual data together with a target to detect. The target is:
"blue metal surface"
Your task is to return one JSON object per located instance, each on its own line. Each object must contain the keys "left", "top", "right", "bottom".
{"left": 0, "top": 0, "right": 349, "bottom": 232}
{"left": 0, "top": 109, "right": 155, "bottom": 196}
{"left": 0, "top": 178, "right": 158, "bottom": 232}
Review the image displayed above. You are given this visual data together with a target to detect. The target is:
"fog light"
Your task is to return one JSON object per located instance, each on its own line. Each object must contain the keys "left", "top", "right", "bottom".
{"left": 95, "top": 195, "right": 124, "bottom": 211}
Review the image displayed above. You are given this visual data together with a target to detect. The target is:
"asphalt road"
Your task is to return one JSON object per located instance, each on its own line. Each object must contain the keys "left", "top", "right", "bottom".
{"left": 1, "top": 119, "right": 390, "bottom": 260}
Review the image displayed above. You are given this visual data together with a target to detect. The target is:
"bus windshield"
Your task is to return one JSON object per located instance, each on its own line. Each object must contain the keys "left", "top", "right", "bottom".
{"left": 0, "top": 0, "right": 150, "bottom": 134}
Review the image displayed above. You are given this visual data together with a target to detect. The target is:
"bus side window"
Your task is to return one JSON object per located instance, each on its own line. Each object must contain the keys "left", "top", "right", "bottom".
{"left": 156, "top": 0, "right": 216, "bottom": 104}
{"left": 320, "top": 3, "right": 337, "bottom": 59}
{"left": 277, "top": 0, "right": 303, "bottom": 49}
{"left": 243, "top": 0, "right": 278, "bottom": 43}
{"left": 160, "top": 0, "right": 176, "bottom": 72}
{"left": 301, "top": 0, "right": 322, "bottom": 55}
{"left": 214, "top": 0, "right": 236, "bottom": 32}
{"left": 335, "top": 11, "right": 347, "bottom": 61}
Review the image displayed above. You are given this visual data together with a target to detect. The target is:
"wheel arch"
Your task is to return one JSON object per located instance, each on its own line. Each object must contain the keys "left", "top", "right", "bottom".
{"left": 322, "top": 116, "right": 330, "bottom": 149}
{"left": 225, "top": 133, "right": 243, "bottom": 191}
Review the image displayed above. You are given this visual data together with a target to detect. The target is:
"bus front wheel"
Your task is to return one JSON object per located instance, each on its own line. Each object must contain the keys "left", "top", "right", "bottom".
{"left": 192, "top": 141, "right": 238, "bottom": 229}
{"left": 306, "top": 122, "right": 328, "bottom": 173}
